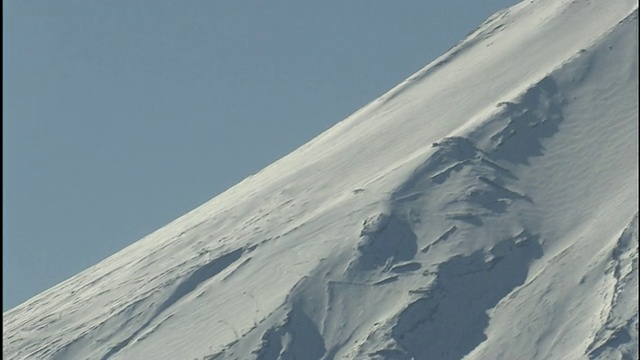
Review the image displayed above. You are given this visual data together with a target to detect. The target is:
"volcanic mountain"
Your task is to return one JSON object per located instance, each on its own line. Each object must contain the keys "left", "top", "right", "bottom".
{"left": 3, "top": 0, "right": 638, "bottom": 359}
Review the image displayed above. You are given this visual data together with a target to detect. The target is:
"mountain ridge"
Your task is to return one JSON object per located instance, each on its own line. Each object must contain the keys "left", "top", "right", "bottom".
{"left": 3, "top": 0, "right": 638, "bottom": 359}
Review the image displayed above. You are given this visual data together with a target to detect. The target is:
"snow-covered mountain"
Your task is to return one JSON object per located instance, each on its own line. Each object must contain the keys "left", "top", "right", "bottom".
{"left": 3, "top": 0, "right": 638, "bottom": 359}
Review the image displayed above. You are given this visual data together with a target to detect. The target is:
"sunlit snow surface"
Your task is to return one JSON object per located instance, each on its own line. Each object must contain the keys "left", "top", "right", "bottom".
{"left": 3, "top": 0, "right": 638, "bottom": 359}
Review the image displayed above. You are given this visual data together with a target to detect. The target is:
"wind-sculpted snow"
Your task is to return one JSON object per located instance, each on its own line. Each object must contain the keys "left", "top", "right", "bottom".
{"left": 392, "top": 232, "right": 542, "bottom": 359}
{"left": 99, "top": 249, "right": 245, "bottom": 360}
{"left": 483, "top": 77, "right": 566, "bottom": 165}
{"left": 3, "top": 1, "right": 638, "bottom": 359}
{"left": 586, "top": 215, "right": 638, "bottom": 360}
{"left": 158, "top": 248, "right": 244, "bottom": 315}
{"left": 254, "top": 305, "right": 327, "bottom": 360}
{"left": 350, "top": 214, "right": 418, "bottom": 272}
{"left": 217, "top": 68, "right": 586, "bottom": 359}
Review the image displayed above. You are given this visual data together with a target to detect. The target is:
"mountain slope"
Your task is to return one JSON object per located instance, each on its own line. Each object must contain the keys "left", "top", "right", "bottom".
{"left": 3, "top": 0, "right": 638, "bottom": 359}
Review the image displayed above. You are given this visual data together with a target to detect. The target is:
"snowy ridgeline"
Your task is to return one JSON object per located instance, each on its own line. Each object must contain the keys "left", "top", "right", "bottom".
{"left": 3, "top": 0, "right": 638, "bottom": 359}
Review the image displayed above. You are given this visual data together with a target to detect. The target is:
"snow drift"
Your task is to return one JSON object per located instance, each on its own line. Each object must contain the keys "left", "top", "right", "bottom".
{"left": 3, "top": 0, "right": 638, "bottom": 359}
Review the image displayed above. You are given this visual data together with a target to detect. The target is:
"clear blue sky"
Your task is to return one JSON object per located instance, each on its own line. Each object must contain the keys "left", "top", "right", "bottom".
{"left": 3, "top": 0, "right": 520, "bottom": 311}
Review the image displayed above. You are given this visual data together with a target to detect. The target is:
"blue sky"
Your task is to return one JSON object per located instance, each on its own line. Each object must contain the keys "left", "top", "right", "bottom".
{"left": 3, "top": 0, "right": 520, "bottom": 311}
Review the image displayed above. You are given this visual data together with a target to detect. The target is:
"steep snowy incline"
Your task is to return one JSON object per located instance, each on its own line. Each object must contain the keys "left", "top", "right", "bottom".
{"left": 3, "top": 0, "right": 638, "bottom": 359}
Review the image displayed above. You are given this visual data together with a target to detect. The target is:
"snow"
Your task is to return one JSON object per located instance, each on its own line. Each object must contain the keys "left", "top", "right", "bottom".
{"left": 3, "top": 0, "right": 638, "bottom": 359}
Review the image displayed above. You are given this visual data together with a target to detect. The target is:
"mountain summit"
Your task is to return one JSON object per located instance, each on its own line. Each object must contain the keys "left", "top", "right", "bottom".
{"left": 3, "top": 0, "right": 638, "bottom": 359}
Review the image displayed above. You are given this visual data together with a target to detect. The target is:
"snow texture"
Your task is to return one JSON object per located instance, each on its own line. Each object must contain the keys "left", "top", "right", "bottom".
{"left": 3, "top": 0, "right": 638, "bottom": 359}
